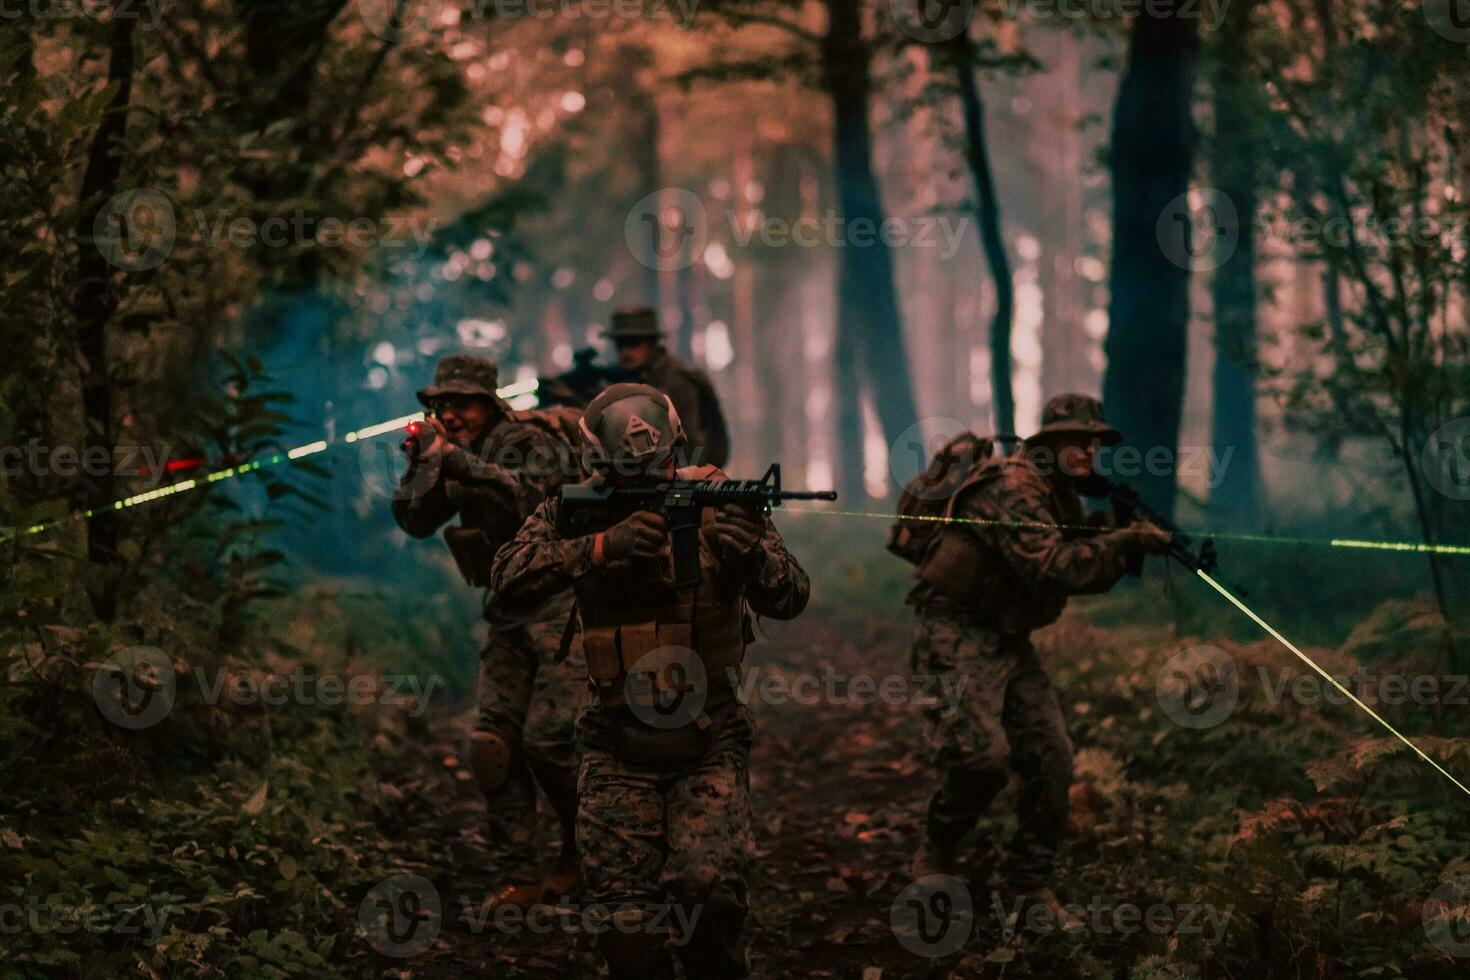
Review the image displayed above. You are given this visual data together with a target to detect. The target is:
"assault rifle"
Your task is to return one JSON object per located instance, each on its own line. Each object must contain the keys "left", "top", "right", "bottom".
{"left": 538, "top": 348, "right": 636, "bottom": 408}
{"left": 1092, "top": 476, "right": 1218, "bottom": 575}
{"left": 557, "top": 464, "right": 837, "bottom": 588}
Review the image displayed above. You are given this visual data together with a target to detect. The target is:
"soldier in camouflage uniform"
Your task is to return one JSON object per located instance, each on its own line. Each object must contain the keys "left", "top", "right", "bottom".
{"left": 906, "top": 394, "right": 1171, "bottom": 911}
{"left": 392, "top": 354, "right": 587, "bottom": 911}
{"left": 491, "top": 383, "right": 810, "bottom": 979}
{"left": 606, "top": 307, "right": 731, "bottom": 468}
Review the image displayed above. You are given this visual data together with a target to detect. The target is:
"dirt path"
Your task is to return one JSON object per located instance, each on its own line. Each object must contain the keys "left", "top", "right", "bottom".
{"left": 366, "top": 611, "right": 990, "bottom": 979}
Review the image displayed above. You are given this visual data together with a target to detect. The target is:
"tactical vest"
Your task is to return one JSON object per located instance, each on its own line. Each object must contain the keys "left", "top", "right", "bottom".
{"left": 573, "top": 466, "right": 752, "bottom": 765}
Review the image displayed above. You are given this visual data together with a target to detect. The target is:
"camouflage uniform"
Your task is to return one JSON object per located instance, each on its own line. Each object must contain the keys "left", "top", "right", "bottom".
{"left": 392, "top": 355, "right": 586, "bottom": 889}
{"left": 607, "top": 307, "right": 731, "bottom": 468}
{"left": 491, "top": 464, "right": 809, "bottom": 980}
{"left": 907, "top": 394, "right": 1150, "bottom": 890}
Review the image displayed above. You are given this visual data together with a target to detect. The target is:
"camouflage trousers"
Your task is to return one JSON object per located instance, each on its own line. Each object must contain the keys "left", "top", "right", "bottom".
{"left": 575, "top": 703, "right": 755, "bottom": 979}
{"left": 476, "top": 602, "right": 587, "bottom": 884}
{"left": 911, "top": 608, "right": 1073, "bottom": 890}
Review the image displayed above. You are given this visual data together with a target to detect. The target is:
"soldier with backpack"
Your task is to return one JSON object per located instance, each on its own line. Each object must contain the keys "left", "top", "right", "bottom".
{"left": 392, "top": 353, "right": 587, "bottom": 912}
{"left": 891, "top": 394, "right": 1172, "bottom": 917}
{"left": 605, "top": 307, "right": 731, "bottom": 468}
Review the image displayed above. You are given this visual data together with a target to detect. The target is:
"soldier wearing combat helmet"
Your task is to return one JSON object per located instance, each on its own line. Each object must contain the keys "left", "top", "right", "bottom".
{"left": 904, "top": 393, "right": 1171, "bottom": 918}
{"left": 491, "top": 383, "right": 810, "bottom": 979}
{"left": 605, "top": 307, "right": 731, "bottom": 468}
{"left": 391, "top": 353, "right": 586, "bottom": 913}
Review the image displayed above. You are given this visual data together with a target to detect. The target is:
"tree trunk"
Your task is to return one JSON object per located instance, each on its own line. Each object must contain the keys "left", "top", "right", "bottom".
{"left": 72, "top": 5, "right": 139, "bottom": 621}
{"left": 822, "top": 0, "right": 918, "bottom": 500}
{"left": 949, "top": 37, "right": 1015, "bottom": 436}
{"left": 1207, "top": 0, "right": 1262, "bottom": 528}
{"left": 1102, "top": 2, "right": 1199, "bottom": 518}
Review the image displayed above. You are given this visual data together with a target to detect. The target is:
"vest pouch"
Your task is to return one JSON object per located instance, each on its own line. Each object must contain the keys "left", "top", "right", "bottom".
{"left": 615, "top": 699, "right": 735, "bottom": 768}
{"left": 584, "top": 627, "right": 621, "bottom": 684}
{"left": 916, "top": 531, "right": 986, "bottom": 603}
{"left": 444, "top": 527, "right": 494, "bottom": 588}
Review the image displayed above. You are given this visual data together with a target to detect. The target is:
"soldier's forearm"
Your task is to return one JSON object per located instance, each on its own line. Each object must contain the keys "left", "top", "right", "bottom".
{"left": 490, "top": 536, "right": 597, "bottom": 602}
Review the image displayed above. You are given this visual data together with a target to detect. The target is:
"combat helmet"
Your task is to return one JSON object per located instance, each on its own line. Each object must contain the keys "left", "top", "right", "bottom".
{"left": 579, "top": 382, "right": 685, "bottom": 474}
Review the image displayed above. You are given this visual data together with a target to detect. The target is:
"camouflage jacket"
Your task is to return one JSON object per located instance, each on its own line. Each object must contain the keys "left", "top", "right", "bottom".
{"left": 392, "top": 412, "right": 579, "bottom": 626}
{"left": 908, "top": 450, "right": 1136, "bottom": 634}
{"left": 488, "top": 469, "right": 810, "bottom": 640}
{"left": 636, "top": 350, "right": 730, "bottom": 469}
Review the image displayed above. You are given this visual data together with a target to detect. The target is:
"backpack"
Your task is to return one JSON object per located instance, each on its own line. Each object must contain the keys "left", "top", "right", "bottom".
{"left": 887, "top": 432, "right": 995, "bottom": 565}
{"left": 508, "top": 405, "right": 584, "bottom": 448}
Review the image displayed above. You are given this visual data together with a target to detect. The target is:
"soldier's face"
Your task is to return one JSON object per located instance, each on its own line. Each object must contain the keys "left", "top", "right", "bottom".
{"left": 1050, "top": 434, "right": 1100, "bottom": 480}
{"left": 434, "top": 395, "right": 494, "bottom": 445}
{"left": 615, "top": 339, "right": 658, "bottom": 371}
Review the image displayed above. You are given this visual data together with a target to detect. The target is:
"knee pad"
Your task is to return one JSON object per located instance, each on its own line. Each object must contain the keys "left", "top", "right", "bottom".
{"left": 470, "top": 729, "right": 516, "bottom": 796}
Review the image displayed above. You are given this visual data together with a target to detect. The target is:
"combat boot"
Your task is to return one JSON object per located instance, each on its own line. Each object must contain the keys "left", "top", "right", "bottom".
{"left": 540, "top": 844, "right": 580, "bottom": 902}
{"left": 600, "top": 912, "right": 674, "bottom": 980}
{"left": 530, "top": 758, "right": 582, "bottom": 902}
{"left": 485, "top": 881, "right": 544, "bottom": 913}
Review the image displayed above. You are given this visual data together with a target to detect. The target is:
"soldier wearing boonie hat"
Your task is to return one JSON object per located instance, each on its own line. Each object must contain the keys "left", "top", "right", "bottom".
{"left": 902, "top": 392, "right": 1170, "bottom": 924}
{"left": 605, "top": 307, "right": 731, "bottom": 469}
{"left": 394, "top": 353, "right": 587, "bottom": 915}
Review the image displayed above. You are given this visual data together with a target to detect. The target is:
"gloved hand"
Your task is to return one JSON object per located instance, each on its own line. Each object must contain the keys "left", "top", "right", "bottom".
{"left": 1118, "top": 521, "right": 1173, "bottom": 555}
{"left": 712, "top": 503, "right": 767, "bottom": 566}
{"left": 602, "top": 511, "right": 667, "bottom": 562}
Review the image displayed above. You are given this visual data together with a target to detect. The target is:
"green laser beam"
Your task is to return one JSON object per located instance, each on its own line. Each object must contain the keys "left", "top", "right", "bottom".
{"left": 0, "top": 381, "right": 538, "bottom": 543}
{"left": 782, "top": 507, "right": 1470, "bottom": 558}
{"left": 1196, "top": 569, "right": 1470, "bottom": 799}
{"left": 6, "top": 386, "right": 1470, "bottom": 562}
{"left": 793, "top": 507, "right": 1470, "bottom": 796}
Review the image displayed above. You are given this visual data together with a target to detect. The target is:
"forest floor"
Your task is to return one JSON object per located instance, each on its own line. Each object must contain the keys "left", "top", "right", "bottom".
{"left": 365, "top": 610, "right": 956, "bottom": 979}
{"left": 343, "top": 576, "right": 1470, "bottom": 980}
{"left": 348, "top": 601, "right": 1240, "bottom": 980}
